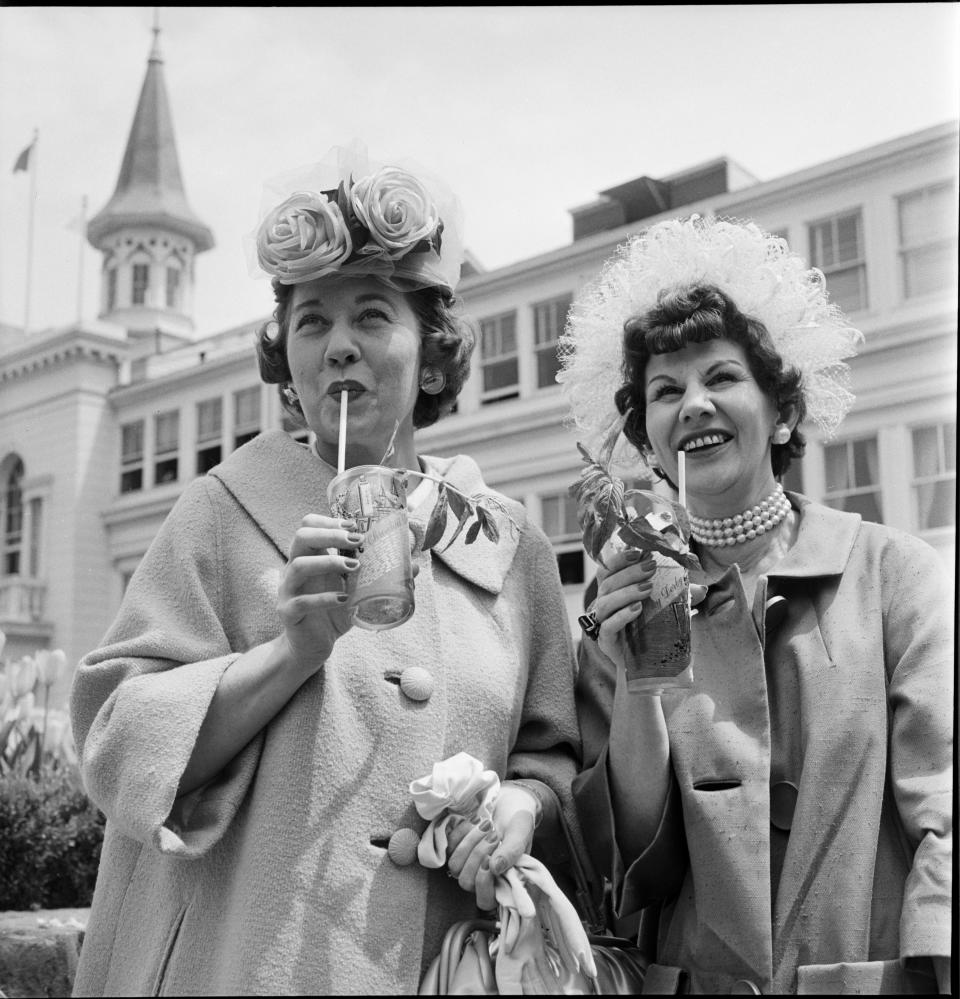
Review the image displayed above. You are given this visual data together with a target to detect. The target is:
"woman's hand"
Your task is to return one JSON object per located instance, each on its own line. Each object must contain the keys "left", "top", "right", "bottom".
{"left": 591, "top": 549, "right": 707, "bottom": 667}
{"left": 592, "top": 547, "right": 657, "bottom": 667}
{"left": 442, "top": 782, "right": 540, "bottom": 912}
{"left": 277, "top": 515, "right": 363, "bottom": 676}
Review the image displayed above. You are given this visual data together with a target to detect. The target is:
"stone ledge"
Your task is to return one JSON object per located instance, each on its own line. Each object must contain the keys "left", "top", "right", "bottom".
{"left": 0, "top": 909, "right": 89, "bottom": 999}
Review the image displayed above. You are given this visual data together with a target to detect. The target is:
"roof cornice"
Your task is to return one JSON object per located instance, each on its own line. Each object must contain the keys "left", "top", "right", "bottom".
{"left": 459, "top": 121, "right": 959, "bottom": 296}
{"left": 0, "top": 327, "right": 128, "bottom": 384}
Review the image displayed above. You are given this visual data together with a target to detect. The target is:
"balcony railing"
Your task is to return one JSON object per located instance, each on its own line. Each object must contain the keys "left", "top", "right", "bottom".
{"left": 0, "top": 576, "right": 46, "bottom": 623}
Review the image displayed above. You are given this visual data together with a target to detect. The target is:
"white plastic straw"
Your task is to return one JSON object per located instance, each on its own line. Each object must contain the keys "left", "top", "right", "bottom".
{"left": 678, "top": 449, "right": 693, "bottom": 619}
{"left": 338, "top": 389, "right": 348, "bottom": 473}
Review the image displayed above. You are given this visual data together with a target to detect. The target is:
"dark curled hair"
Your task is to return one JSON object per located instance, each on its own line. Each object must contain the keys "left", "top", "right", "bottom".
{"left": 613, "top": 284, "right": 806, "bottom": 477}
{"left": 256, "top": 279, "right": 477, "bottom": 430}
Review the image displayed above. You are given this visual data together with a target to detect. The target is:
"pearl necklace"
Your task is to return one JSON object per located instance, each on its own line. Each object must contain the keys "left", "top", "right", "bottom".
{"left": 688, "top": 483, "right": 791, "bottom": 547}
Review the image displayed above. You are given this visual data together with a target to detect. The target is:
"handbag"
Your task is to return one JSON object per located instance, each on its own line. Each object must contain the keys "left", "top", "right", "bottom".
{"left": 419, "top": 918, "right": 647, "bottom": 995}
{"left": 419, "top": 813, "right": 648, "bottom": 995}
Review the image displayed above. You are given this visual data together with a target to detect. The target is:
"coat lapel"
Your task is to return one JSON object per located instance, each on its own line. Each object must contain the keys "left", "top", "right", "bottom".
{"left": 665, "top": 565, "right": 775, "bottom": 983}
{"left": 209, "top": 431, "right": 333, "bottom": 560}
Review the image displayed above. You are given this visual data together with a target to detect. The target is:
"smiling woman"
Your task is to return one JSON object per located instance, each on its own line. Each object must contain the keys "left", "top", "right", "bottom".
{"left": 68, "top": 141, "right": 584, "bottom": 996}
{"left": 558, "top": 215, "right": 953, "bottom": 995}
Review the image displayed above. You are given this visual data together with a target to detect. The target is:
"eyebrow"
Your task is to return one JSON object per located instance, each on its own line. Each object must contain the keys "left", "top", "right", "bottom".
{"left": 647, "top": 359, "right": 745, "bottom": 386}
{"left": 292, "top": 293, "right": 396, "bottom": 315}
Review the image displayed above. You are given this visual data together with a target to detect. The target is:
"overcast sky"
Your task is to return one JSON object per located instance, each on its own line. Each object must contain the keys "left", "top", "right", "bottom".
{"left": 1, "top": 4, "right": 958, "bottom": 337}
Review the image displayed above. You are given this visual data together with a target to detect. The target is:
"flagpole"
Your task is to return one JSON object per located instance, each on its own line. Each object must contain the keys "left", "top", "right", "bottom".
{"left": 24, "top": 128, "right": 38, "bottom": 335}
{"left": 76, "top": 194, "right": 88, "bottom": 323}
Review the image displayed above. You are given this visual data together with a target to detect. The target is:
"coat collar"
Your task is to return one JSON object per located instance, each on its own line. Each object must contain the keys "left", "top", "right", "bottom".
{"left": 766, "top": 491, "right": 861, "bottom": 579}
{"left": 208, "top": 430, "right": 522, "bottom": 596}
{"left": 691, "top": 491, "right": 861, "bottom": 588}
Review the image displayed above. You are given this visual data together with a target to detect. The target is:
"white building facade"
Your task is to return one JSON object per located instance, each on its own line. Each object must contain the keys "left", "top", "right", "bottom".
{"left": 431, "top": 124, "right": 958, "bottom": 627}
{"left": 1, "top": 37, "right": 956, "bottom": 705}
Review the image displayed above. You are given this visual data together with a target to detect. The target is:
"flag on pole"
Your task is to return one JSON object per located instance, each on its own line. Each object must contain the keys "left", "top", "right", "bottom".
{"left": 12, "top": 139, "right": 34, "bottom": 173}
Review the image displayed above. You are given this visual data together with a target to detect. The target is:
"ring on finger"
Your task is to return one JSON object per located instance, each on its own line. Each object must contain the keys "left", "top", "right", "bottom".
{"left": 578, "top": 607, "right": 601, "bottom": 641}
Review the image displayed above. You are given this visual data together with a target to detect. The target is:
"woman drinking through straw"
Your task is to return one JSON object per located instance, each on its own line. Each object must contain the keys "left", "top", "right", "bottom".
{"left": 69, "top": 141, "right": 582, "bottom": 996}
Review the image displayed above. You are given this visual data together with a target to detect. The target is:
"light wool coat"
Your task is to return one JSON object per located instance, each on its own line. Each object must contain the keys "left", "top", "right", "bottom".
{"left": 70, "top": 431, "right": 580, "bottom": 997}
{"left": 574, "top": 495, "right": 952, "bottom": 995}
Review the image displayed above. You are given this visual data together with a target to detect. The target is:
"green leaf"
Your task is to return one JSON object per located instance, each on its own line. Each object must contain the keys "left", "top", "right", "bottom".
{"left": 570, "top": 442, "right": 627, "bottom": 561}
{"left": 446, "top": 487, "right": 468, "bottom": 520}
{"left": 464, "top": 518, "right": 483, "bottom": 545}
{"left": 442, "top": 507, "right": 473, "bottom": 550}
{"left": 618, "top": 519, "right": 701, "bottom": 571}
{"left": 421, "top": 484, "right": 449, "bottom": 552}
{"left": 476, "top": 504, "right": 500, "bottom": 544}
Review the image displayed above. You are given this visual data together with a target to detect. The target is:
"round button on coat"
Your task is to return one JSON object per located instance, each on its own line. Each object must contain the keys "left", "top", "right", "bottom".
{"left": 387, "top": 828, "right": 420, "bottom": 866}
{"left": 770, "top": 780, "right": 799, "bottom": 832}
{"left": 399, "top": 666, "right": 434, "bottom": 702}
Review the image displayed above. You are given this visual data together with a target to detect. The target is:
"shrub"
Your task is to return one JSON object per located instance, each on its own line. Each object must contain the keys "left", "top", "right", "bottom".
{"left": 0, "top": 631, "right": 106, "bottom": 910}
{"left": 0, "top": 763, "right": 105, "bottom": 909}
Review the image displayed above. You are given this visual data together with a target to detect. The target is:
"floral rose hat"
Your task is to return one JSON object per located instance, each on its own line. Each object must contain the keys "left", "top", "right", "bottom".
{"left": 245, "top": 139, "right": 465, "bottom": 294}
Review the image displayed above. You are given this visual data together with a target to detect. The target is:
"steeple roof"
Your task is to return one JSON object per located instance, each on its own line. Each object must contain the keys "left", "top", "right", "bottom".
{"left": 87, "top": 28, "right": 214, "bottom": 252}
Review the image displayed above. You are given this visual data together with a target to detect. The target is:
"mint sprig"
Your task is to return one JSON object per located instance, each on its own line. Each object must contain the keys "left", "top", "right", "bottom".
{"left": 569, "top": 442, "right": 700, "bottom": 571}
{"left": 569, "top": 443, "right": 626, "bottom": 563}
{"left": 405, "top": 471, "right": 517, "bottom": 553}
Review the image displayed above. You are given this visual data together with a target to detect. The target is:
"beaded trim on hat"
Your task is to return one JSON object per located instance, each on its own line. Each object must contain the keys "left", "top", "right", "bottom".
{"left": 689, "top": 483, "right": 792, "bottom": 547}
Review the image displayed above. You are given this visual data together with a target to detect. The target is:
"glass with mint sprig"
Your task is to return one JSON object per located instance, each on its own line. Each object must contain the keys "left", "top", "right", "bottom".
{"left": 571, "top": 435, "right": 699, "bottom": 693}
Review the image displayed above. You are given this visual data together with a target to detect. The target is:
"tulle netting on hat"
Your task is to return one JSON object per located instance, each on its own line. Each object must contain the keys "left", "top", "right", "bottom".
{"left": 243, "top": 139, "right": 465, "bottom": 295}
{"left": 557, "top": 214, "right": 864, "bottom": 465}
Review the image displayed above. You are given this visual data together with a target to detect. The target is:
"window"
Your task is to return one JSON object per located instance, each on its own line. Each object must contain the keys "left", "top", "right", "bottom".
{"left": 823, "top": 436, "right": 882, "bottom": 523}
{"left": 541, "top": 491, "right": 585, "bottom": 585}
{"left": 912, "top": 421, "right": 956, "bottom": 531}
{"left": 479, "top": 312, "right": 519, "bottom": 403}
{"left": 28, "top": 497, "right": 42, "bottom": 577}
{"left": 808, "top": 211, "right": 867, "bottom": 313}
{"left": 166, "top": 267, "right": 181, "bottom": 309}
{"left": 898, "top": 182, "right": 958, "bottom": 299}
{"left": 120, "top": 420, "right": 144, "bottom": 493}
{"left": 154, "top": 410, "right": 180, "bottom": 485}
{"left": 131, "top": 263, "right": 149, "bottom": 306}
{"left": 106, "top": 267, "right": 117, "bottom": 312}
{"left": 533, "top": 294, "right": 572, "bottom": 389}
{"left": 2, "top": 458, "right": 24, "bottom": 575}
{"left": 234, "top": 387, "right": 261, "bottom": 448}
{"left": 196, "top": 397, "right": 223, "bottom": 474}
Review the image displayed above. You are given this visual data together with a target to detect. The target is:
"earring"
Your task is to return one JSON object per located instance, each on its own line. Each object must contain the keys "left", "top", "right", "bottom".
{"left": 282, "top": 384, "right": 299, "bottom": 406}
{"left": 419, "top": 366, "right": 445, "bottom": 395}
{"left": 772, "top": 424, "right": 791, "bottom": 445}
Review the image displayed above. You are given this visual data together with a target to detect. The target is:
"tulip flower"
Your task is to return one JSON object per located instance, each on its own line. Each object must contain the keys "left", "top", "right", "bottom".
{"left": 10, "top": 655, "right": 37, "bottom": 700}
{"left": 35, "top": 649, "right": 68, "bottom": 688}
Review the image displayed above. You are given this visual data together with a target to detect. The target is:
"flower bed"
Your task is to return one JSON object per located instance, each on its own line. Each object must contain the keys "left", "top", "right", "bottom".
{"left": 0, "top": 631, "right": 104, "bottom": 997}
